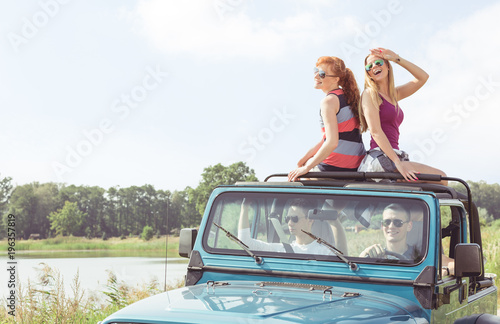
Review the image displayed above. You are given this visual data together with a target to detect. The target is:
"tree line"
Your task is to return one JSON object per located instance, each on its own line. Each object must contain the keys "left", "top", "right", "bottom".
{"left": 1, "top": 164, "right": 499, "bottom": 240}
{"left": 0, "top": 162, "right": 257, "bottom": 240}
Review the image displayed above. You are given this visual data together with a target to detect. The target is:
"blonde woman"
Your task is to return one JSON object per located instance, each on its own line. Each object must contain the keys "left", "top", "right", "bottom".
{"left": 358, "top": 48, "right": 446, "bottom": 184}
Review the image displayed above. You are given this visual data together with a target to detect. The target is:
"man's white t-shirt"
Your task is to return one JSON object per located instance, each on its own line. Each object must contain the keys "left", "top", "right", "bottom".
{"left": 238, "top": 228, "right": 333, "bottom": 255}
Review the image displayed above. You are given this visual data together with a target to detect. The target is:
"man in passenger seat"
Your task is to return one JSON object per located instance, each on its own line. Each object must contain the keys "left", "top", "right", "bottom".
{"left": 238, "top": 198, "right": 347, "bottom": 255}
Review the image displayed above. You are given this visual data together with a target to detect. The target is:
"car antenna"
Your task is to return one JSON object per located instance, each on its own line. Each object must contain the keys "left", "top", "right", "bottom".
{"left": 164, "top": 203, "right": 169, "bottom": 292}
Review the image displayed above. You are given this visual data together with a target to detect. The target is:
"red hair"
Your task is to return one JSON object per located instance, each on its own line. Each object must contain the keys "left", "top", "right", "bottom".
{"left": 316, "top": 56, "right": 360, "bottom": 119}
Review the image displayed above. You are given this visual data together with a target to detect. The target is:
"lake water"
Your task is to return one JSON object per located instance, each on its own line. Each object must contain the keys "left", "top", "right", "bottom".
{"left": 2, "top": 251, "right": 189, "bottom": 301}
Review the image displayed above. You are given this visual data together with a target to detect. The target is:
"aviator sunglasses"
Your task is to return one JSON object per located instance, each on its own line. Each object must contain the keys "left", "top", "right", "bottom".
{"left": 382, "top": 219, "right": 408, "bottom": 227}
{"left": 313, "top": 67, "right": 336, "bottom": 79}
{"left": 365, "top": 59, "right": 384, "bottom": 71}
{"left": 285, "top": 215, "right": 305, "bottom": 223}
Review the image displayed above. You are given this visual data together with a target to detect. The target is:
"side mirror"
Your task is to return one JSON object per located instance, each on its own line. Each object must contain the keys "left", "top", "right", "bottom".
{"left": 454, "top": 243, "right": 482, "bottom": 277}
{"left": 179, "top": 228, "right": 198, "bottom": 258}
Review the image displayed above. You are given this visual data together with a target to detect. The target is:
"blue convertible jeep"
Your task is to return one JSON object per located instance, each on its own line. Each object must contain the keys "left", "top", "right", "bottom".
{"left": 101, "top": 172, "right": 498, "bottom": 323}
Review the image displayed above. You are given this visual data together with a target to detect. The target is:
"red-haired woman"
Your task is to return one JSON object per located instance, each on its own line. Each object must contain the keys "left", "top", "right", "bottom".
{"left": 288, "top": 56, "right": 365, "bottom": 182}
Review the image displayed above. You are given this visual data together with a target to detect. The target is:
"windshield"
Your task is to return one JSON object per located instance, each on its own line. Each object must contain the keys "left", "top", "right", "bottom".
{"left": 204, "top": 192, "right": 428, "bottom": 265}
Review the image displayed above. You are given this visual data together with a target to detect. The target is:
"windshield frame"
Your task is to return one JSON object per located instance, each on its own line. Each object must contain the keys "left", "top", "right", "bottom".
{"left": 202, "top": 190, "right": 430, "bottom": 267}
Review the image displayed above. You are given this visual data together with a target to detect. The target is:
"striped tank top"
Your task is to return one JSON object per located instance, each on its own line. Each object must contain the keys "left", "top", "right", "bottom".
{"left": 319, "top": 89, "right": 366, "bottom": 170}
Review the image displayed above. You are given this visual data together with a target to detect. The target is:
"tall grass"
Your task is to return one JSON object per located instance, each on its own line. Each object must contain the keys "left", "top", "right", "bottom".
{"left": 481, "top": 221, "right": 500, "bottom": 310}
{"left": 483, "top": 221, "right": 500, "bottom": 276}
{"left": 0, "top": 263, "right": 184, "bottom": 323}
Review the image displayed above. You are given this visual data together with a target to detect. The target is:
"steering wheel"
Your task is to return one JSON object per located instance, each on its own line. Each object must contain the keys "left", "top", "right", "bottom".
{"left": 384, "top": 250, "right": 409, "bottom": 260}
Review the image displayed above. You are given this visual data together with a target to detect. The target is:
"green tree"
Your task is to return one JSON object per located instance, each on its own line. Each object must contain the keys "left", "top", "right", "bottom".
{"left": 184, "top": 187, "right": 202, "bottom": 228}
{"left": 192, "top": 162, "right": 258, "bottom": 216}
{"left": 48, "top": 201, "right": 86, "bottom": 236}
{"left": 133, "top": 185, "right": 157, "bottom": 235}
{"left": 106, "top": 187, "right": 121, "bottom": 236}
{"left": 141, "top": 225, "right": 154, "bottom": 241}
{"left": 0, "top": 175, "right": 13, "bottom": 214}
{"left": 7, "top": 182, "right": 59, "bottom": 239}
{"left": 58, "top": 185, "right": 106, "bottom": 237}
{"left": 170, "top": 190, "right": 190, "bottom": 230}
{"left": 114, "top": 187, "right": 136, "bottom": 235}
{"left": 0, "top": 175, "right": 13, "bottom": 238}
{"left": 478, "top": 207, "right": 493, "bottom": 225}
{"left": 155, "top": 189, "right": 171, "bottom": 234}
{"left": 452, "top": 180, "right": 500, "bottom": 220}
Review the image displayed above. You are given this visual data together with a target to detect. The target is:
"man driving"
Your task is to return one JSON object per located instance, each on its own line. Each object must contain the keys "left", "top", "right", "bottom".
{"left": 359, "top": 203, "right": 418, "bottom": 259}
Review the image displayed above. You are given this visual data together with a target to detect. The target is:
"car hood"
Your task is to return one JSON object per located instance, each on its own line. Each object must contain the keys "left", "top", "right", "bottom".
{"left": 101, "top": 281, "right": 427, "bottom": 323}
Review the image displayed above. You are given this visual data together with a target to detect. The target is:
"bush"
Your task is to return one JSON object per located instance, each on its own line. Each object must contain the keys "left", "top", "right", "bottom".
{"left": 85, "top": 228, "right": 92, "bottom": 239}
{"left": 478, "top": 207, "right": 494, "bottom": 226}
{"left": 490, "top": 218, "right": 500, "bottom": 230}
{"left": 141, "top": 226, "right": 154, "bottom": 241}
{"left": 102, "top": 231, "right": 108, "bottom": 241}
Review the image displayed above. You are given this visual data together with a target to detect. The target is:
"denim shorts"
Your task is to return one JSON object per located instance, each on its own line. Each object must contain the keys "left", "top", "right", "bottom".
{"left": 357, "top": 148, "right": 409, "bottom": 172}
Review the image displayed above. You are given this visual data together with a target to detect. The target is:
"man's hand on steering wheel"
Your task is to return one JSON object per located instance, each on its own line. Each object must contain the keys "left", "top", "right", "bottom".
{"left": 359, "top": 244, "right": 408, "bottom": 260}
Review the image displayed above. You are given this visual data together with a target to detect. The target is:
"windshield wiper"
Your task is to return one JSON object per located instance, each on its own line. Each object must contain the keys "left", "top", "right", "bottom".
{"left": 213, "top": 223, "right": 263, "bottom": 265}
{"left": 301, "top": 230, "right": 358, "bottom": 271}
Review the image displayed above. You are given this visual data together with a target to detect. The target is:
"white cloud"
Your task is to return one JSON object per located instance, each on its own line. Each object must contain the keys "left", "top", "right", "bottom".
{"left": 425, "top": 2, "right": 500, "bottom": 93}
{"left": 132, "top": 0, "right": 336, "bottom": 60}
{"left": 402, "top": 2, "right": 500, "bottom": 180}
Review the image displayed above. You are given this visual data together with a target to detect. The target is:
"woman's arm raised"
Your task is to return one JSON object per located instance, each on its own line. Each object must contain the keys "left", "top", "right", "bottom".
{"left": 371, "top": 48, "right": 429, "bottom": 101}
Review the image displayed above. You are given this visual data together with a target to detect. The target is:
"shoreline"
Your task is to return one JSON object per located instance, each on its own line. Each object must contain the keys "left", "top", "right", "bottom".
{"left": 2, "top": 236, "right": 182, "bottom": 260}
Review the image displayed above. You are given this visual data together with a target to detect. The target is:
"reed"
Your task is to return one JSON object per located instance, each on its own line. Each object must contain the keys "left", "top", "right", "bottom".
{"left": 0, "top": 263, "right": 184, "bottom": 323}
{"left": 481, "top": 221, "right": 500, "bottom": 309}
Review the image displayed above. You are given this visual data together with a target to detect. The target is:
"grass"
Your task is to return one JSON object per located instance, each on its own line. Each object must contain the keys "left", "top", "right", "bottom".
{"left": 481, "top": 222, "right": 500, "bottom": 311}
{"left": 0, "top": 263, "right": 184, "bottom": 323}
{"left": 482, "top": 221, "right": 500, "bottom": 276}
{"left": 10, "top": 235, "right": 180, "bottom": 257}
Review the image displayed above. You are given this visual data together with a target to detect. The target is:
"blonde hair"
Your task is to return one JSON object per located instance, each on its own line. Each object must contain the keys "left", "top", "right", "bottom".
{"left": 358, "top": 55, "right": 398, "bottom": 133}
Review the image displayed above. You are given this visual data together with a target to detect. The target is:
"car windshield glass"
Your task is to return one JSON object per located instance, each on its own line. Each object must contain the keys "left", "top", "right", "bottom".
{"left": 204, "top": 192, "right": 429, "bottom": 265}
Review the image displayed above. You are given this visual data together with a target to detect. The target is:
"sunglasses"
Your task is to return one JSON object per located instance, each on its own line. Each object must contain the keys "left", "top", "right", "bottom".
{"left": 314, "top": 67, "right": 336, "bottom": 79}
{"left": 285, "top": 215, "right": 305, "bottom": 223}
{"left": 382, "top": 219, "right": 408, "bottom": 227}
{"left": 365, "top": 59, "right": 384, "bottom": 71}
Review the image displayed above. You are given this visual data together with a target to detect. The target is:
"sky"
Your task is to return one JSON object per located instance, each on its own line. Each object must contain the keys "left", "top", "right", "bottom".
{"left": 1, "top": 0, "right": 500, "bottom": 192}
